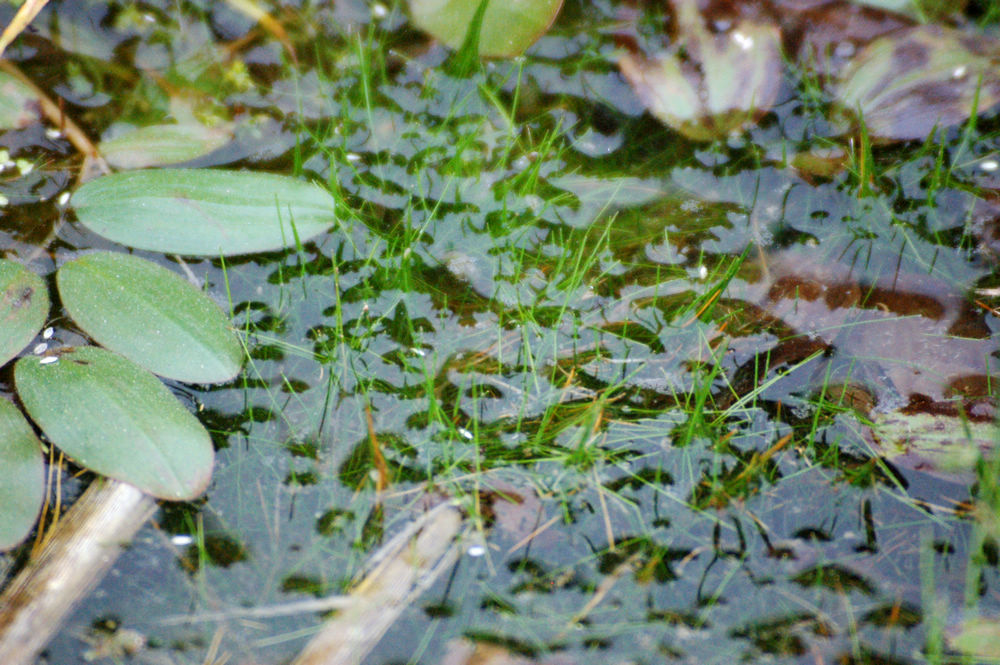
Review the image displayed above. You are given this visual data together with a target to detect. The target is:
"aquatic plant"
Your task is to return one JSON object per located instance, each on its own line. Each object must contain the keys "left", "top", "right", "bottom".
{"left": 0, "top": 168, "right": 338, "bottom": 549}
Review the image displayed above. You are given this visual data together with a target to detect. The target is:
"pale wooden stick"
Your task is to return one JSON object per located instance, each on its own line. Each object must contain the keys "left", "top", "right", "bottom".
{"left": 0, "top": 479, "right": 156, "bottom": 665}
{"left": 0, "top": 0, "right": 49, "bottom": 58}
{"left": 292, "top": 502, "right": 464, "bottom": 665}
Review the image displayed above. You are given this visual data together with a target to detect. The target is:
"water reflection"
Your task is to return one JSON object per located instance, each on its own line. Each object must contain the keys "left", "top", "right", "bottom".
{"left": 727, "top": 244, "right": 998, "bottom": 410}
{"left": 7, "top": 1, "right": 1000, "bottom": 664}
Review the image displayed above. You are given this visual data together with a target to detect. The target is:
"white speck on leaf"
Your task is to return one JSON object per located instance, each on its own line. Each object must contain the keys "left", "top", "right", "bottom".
{"left": 732, "top": 31, "right": 754, "bottom": 51}
{"left": 834, "top": 41, "right": 855, "bottom": 58}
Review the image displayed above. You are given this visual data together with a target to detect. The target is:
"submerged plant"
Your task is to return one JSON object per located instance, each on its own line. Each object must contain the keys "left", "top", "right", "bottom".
{"left": 619, "top": 0, "right": 1000, "bottom": 145}
{"left": 618, "top": 0, "right": 784, "bottom": 141}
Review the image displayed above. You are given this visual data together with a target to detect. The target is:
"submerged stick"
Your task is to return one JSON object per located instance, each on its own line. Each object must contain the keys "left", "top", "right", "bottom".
{"left": 0, "top": 60, "right": 109, "bottom": 176}
{"left": 292, "top": 501, "right": 465, "bottom": 665}
{"left": 0, "top": 479, "right": 156, "bottom": 665}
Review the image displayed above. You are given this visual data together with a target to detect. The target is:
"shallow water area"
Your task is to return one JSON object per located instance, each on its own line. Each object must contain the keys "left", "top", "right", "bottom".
{"left": 1, "top": 1, "right": 1000, "bottom": 664}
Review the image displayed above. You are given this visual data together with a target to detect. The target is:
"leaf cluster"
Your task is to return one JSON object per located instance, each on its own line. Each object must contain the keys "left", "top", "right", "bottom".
{"left": 1, "top": 167, "right": 339, "bottom": 551}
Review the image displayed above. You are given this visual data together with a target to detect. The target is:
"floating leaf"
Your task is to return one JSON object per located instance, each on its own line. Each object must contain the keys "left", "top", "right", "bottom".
{"left": 949, "top": 617, "right": 1000, "bottom": 659}
{"left": 782, "top": 1, "right": 913, "bottom": 79}
{"left": 0, "top": 70, "right": 40, "bottom": 129}
{"left": 409, "top": 0, "right": 563, "bottom": 58}
{"left": 0, "top": 259, "right": 48, "bottom": 369}
{"left": 834, "top": 25, "right": 1000, "bottom": 141}
{"left": 71, "top": 168, "right": 337, "bottom": 256}
{"left": 0, "top": 398, "right": 44, "bottom": 550}
{"left": 852, "top": 0, "right": 962, "bottom": 22}
{"left": 15, "top": 346, "right": 214, "bottom": 500}
{"left": 619, "top": 0, "right": 783, "bottom": 141}
{"left": 57, "top": 251, "right": 243, "bottom": 384}
{"left": 99, "top": 123, "right": 233, "bottom": 170}
{"left": 870, "top": 411, "right": 998, "bottom": 474}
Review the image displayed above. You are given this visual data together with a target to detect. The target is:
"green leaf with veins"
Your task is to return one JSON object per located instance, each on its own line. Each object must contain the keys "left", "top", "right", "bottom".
{"left": 58, "top": 251, "right": 243, "bottom": 384}
{"left": 16, "top": 347, "right": 214, "bottom": 501}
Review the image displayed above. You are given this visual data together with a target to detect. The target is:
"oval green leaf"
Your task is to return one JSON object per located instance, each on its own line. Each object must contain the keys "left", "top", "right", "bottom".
{"left": 835, "top": 25, "right": 1000, "bottom": 141}
{"left": 409, "top": 0, "right": 562, "bottom": 58}
{"left": 57, "top": 252, "right": 242, "bottom": 384}
{"left": 0, "top": 259, "right": 48, "bottom": 369}
{"left": 71, "top": 168, "right": 337, "bottom": 256}
{"left": 99, "top": 123, "right": 233, "bottom": 170}
{"left": 0, "top": 398, "right": 45, "bottom": 550}
{"left": 0, "top": 71, "right": 41, "bottom": 130}
{"left": 15, "top": 347, "right": 214, "bottom": 500}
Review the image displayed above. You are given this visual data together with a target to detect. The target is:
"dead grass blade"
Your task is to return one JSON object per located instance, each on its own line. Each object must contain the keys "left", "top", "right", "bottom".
{"left": 223, "top": 0, "right": 297, "bottom": 63}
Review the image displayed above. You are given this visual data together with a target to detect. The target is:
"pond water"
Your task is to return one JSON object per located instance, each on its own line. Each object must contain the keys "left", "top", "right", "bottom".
{"left": 2, "top": 1, "right": 1000, "bottom": 664}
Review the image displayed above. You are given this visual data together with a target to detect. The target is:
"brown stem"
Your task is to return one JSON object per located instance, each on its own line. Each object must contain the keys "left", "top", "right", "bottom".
{"left": 0, "top": 59, "right": 110, "bottom": 177}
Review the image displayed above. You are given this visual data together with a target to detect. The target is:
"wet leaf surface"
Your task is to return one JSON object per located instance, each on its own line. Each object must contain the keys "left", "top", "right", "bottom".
{"left": 15, "top": 346, "right": 214, "bottom": 500}
{"left": 98, "top": 122, "right": 233, "bottom": 170}
{"left": 731, "top": 245, "right": 997, "bottom": 406}
{"left": 0, "top": 259, "right": 48, "bottom": 369}
{"left": 71, "top": 168, "right": 338, "bottom": 256}
{"left": 57, "top": 251, "right": 243, "bottom": 384}
{"left": 871, "top": 411, "right": 996, "bottom": 475}
{"left": 720, "top": 242, "right": 1000, "bottom": 472}
{"left": 781, "top": 0, "right": 913, "bottom": 78}
{"left": 0, "top": 398, "right": 44, "bottom": 550}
